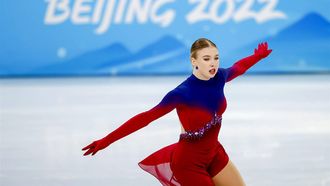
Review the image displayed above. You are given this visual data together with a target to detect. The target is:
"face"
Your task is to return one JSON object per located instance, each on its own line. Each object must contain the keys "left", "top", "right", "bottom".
{"left": 191, "top": 47, "right": 219, "bottom": 80}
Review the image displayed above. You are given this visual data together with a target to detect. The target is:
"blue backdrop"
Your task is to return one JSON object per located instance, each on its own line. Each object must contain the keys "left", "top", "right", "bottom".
{"left": 1, "top": 0, "right": 330, "bottom": 76}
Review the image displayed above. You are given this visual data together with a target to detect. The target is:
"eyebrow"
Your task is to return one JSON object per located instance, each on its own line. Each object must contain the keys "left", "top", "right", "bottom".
{"left": 202, "top": 55, "right": 219, "bottom": 57}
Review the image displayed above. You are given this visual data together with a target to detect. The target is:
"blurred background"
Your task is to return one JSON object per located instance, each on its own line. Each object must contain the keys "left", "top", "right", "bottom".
{"left": 1, "top": 0, "right": 329, "bottom": 185}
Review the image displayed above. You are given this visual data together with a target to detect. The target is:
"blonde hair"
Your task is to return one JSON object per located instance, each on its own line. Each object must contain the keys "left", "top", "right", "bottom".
{"left": 190, "top": 38, "right": 217, "bottom": 59}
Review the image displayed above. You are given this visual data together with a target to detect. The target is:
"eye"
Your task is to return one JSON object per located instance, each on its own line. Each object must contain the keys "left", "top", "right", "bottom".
{"left": 215, "top": 57, "right": 219, "bottom": 60}
{"left": 203, "top": 58, "right": 210, "bottom": 61}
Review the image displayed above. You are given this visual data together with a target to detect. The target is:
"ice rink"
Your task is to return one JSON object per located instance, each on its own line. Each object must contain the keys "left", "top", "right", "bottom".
{"left": 1, "top": 75, "right": 330, "bottom": 186}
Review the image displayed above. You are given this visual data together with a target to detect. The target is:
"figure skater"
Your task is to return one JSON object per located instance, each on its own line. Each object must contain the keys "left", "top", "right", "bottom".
{"left": 82, "top": 38, "right": 272, "bottom": 186}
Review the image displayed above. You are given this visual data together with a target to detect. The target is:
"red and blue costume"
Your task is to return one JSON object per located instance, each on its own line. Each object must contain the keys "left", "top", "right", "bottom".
{"left": 82, "top": 42, "right": 272, "bottom": 186}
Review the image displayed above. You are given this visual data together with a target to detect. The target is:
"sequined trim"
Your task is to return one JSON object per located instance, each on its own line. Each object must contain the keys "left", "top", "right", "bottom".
{"left": 179, "top": 113, "right": 222, "bottom": 141}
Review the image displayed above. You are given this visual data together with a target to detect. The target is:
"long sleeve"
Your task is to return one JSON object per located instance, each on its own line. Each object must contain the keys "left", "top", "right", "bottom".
{"left": 103, "top": 89, "right": 181, "bottom": 145}
{"left": 220, "top": 42, "right": 272, "bottom": 83}
{"left": 220, "top": 54, "right": 262, "bottom": 83}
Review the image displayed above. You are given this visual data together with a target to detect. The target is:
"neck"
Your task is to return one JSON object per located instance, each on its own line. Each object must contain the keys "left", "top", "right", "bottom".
{"left": 193, "top": 71, "right": 210, "bottom": 81}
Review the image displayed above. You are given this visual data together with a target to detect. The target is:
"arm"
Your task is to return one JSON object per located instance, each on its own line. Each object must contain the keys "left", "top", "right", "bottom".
{"left": 82, "top": 89, "right": 180, "bottom": 156}
{"left": 221, "top": 42, "right": 272, "bottom": 83}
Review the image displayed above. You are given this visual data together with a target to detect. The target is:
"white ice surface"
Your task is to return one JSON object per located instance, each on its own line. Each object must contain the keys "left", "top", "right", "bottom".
{"left": 0, "top": 75, "right": 330, "bottom": 186}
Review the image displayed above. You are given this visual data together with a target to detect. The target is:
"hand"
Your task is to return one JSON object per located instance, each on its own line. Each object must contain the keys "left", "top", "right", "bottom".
{"left": 254, "top": 42, "right": 272, "bottom": 59}
{"left": 82, "top": 137, "right": 111, "bottom": 156}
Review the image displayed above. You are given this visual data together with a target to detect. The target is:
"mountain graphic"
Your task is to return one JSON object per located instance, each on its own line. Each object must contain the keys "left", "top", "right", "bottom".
{"left": 30, "top": 35, "right": 192, "bottom": 76}
{"left": 31, "top": 43, "right": 131, "bottom": 75}
{"left": 96, "top": 35, "right": 191, "bottom": 75}
{"left": 27, "top": 12, "right": 330, "bottom": 76}
{"left": 224, "top": 12, "right": 330, "bottom": 73}
{"left": 277, "top": 12, "right": 330, "bottom": 40}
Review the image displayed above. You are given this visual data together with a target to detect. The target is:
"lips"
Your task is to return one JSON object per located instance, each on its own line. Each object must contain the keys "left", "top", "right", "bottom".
{"left": 209, "top": 68, "right": 216, "bottom": 74}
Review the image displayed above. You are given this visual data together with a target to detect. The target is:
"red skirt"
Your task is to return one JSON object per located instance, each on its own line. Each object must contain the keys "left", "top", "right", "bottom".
{"left": 138, "top": 142, "right": 180, "bottom": 186}
{"left": 138, "top": 140, "right": 229, "bottom": 186}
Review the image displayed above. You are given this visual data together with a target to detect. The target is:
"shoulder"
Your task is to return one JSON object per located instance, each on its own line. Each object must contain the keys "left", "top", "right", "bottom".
{"left": 165, "top": 81, "right": 190, "bottom": 101}
{"left": 158, "top": 87, "right": 183, "bottom": 106}
{"left": 168, "top": 85, "right": 184, "bottom": 98}
{"left": 162, "top": 85, "right": 182, "bottom": 100}
{"left": 215, "top": 68, "right": 227, "bottom": 81}
{"left": 217, "top": 67, "right": 226, "bottom": 76}
{"left": 217, "top": 67, "right": 232, "bottom": 80}
{"left": 174, "top": 81, "right": 190, "bottom": 95}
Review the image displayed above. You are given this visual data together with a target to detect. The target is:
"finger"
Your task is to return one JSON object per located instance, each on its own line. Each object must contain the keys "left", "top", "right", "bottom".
{"left": 265, "top": 50, "right": 272, "bottom": 56}
{"left": 92, "top": 150, "right": 99, "bottom": 156}
{"left": 82, "top": 145, "right": 91, "bottom": 151}
{"left": 90, "top": 144, "right": 100, "bottom": 155}
{"left": 265, "top": 42, "right": 268, "bottom": 49}
{"left": 83, "top": 149, "right": 94, "bottom": 156}
{"left": 82, "top": 142, "right": 95, "bottom": 151}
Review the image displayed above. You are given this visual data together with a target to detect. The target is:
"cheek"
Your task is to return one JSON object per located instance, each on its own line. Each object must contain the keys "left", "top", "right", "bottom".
{"left": 200, "top": 64, "right": 209, "bottom": 71}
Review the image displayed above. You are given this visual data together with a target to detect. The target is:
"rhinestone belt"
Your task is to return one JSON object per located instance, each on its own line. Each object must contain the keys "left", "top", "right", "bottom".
{"left": 179, "top": 113, "right": 222, "bottom": 141}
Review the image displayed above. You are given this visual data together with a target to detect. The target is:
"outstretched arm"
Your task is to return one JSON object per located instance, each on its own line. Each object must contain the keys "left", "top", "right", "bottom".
{"left": 82, "top": 90, "right": 180, "bottom": 156}
{"left": 221, "top": 42, "right": 272, "bottom": 82}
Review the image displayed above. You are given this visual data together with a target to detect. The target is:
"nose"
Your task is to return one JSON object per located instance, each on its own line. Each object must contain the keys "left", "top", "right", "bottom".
{"left": 211, "top": 58, "right": 219, "bottom": 66}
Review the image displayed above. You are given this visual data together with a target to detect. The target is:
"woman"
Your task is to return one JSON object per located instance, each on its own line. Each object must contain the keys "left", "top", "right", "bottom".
{"left": 82, "top": 38, "right": 272, "bottom": 186}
